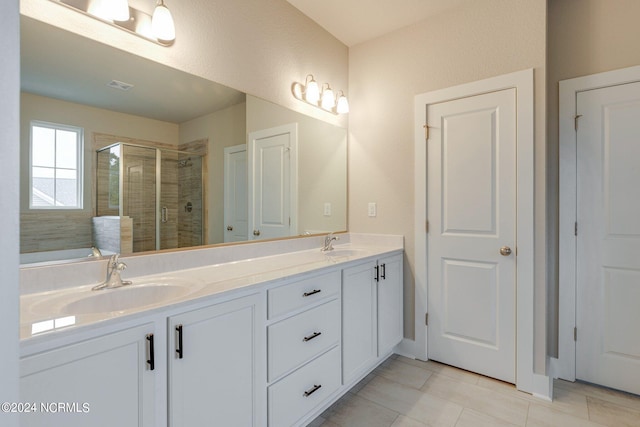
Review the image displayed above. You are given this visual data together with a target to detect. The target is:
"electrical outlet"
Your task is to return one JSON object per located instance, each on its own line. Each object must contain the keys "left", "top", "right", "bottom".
{"left": 368, "top": 202, "right": 377, "bottom": 217}
{"left": 323, "top": 202, "right": 332, "bottom": 216}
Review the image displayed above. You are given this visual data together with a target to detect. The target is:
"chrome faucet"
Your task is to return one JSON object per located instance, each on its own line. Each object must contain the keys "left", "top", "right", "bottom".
{"left": 92, "top": 254, "right": 132, "bottom": 290}
{"left": 89, "top": 246, "right": 103, "bottom": 258}
{"left": 321, "top": 232, "right": 339, "bottom": 252}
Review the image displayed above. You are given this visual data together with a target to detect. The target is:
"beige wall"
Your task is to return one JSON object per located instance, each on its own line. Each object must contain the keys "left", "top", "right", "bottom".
{"left": 348, "top": 0, "right": 547, "bottom": 371}
{"left": 546, "top": 0, "right": 640, "bottom": 357}
{"left": 247, "top": 95, "right": 348, "bottom": 235}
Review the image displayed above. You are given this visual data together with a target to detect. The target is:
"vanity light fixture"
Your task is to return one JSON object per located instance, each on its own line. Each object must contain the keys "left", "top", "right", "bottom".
{"left": 50, "top": 0, "right": 176, "bottom": 46}
{"left": 292, "top": 74, "right": 349, "bottom": 115}
{"left": 152, "top": 0, "right": 176, "bottom": 42}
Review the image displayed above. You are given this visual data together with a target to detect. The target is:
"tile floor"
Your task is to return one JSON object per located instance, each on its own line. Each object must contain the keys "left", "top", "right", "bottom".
{"left": 308, "top": 355, "right": 640, "bottom": 427}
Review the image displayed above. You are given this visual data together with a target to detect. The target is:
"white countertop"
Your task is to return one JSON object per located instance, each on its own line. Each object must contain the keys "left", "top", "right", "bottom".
{"left": 20, "top": 236, "right": 403, "bottom": 342}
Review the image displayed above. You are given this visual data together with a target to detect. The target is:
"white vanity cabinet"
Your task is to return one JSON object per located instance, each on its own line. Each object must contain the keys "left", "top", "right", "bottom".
{"left": 168, "top": 293, "right": 264, "bottom": 427}
{"left": 377, "top": 253, "right": 404, "bottom": 356}
{"left": 342, "top": 252, "right": 404, "bottom": 385}
{"left": 266, "top": 270, "right": 342, "bottom": 427}
{"left": 20, "top": 323, "right": 157, "bottom": 427}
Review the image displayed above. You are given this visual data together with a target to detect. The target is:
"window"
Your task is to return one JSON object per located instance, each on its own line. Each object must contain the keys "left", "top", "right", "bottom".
{"left": 30, "top": 121, "right": 84, "bottom": 209}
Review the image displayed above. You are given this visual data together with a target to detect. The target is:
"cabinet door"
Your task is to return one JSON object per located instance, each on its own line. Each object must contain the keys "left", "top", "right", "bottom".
{"left": 341, "top": 261, "right": 377, "bottom": 385}
{"left": 378, "top": 253, "right": 404, "bottom": 356}
{"left": 168, "top": 293, "right": 264, "bottom": 427}
{"left": 20, "top": 324, "right": 156, "bottom": 427}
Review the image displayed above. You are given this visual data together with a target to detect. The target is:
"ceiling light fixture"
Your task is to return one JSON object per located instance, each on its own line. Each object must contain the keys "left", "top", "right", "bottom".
{"left": 292, "top": 75, "right": 349, "bottom": 115}
{"left": 51, "top": 0, "right": 176, "bottom": 47}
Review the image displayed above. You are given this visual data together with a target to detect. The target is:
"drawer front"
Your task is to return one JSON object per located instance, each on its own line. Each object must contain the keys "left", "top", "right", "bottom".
{"left": 268, "top": 270, "right": 340, "bottom": 319}
{"left": 268, "top": 299, "right": 340, "bottom": 381}
{"left": 268, "top": 346, "right": 341, "bottom": 427}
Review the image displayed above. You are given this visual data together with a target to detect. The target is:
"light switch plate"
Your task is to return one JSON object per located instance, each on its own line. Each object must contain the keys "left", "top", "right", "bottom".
{"left": 323, "top": 202, "right": 332, "bottom": 216}
{"left": 368, "top": 202, "right": 377, "bottom": 217}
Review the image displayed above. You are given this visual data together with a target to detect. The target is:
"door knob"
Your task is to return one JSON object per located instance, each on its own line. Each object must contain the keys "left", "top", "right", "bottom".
{"left": 253, "top": 230, "right": 261, "bottom": 236}
{"left": 500, "top": 246, "right": 512, "bottom": 256}
{"left": 227, "top": 225, "right": 233, "bottom": 231}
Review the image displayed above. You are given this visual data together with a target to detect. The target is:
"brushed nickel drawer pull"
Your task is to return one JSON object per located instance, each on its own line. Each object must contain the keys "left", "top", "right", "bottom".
{"left": 303, "top": 289, "right": 321, "bottom": 297}
{"left": 303, "top": 384, "right": 322, "bottom": 397}
{"left": 303, "top": 331, "right": 322, "bottom": 342}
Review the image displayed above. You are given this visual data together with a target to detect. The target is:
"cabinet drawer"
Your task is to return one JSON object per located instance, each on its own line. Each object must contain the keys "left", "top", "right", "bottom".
{"left": 268, "top": 346, "right": 341, "bottom": 427}
{"left": 268, "top": 299, "right": 340, "bottom": 381}
{"left": 268, "top": 270, "right": 340, "bottom": 319}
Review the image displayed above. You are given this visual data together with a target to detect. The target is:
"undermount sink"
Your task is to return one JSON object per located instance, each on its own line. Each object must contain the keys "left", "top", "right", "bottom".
{"left": 323, "top": 248, "right": 368, "bottom": 258}
{"left": 63, "top": 282, "right": 196, "bottom": 314}
{"left": 31, "top": 278, "right": 204, "bottom": 316}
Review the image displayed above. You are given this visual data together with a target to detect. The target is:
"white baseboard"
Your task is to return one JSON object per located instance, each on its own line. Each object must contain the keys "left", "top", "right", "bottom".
{"left": 531, "top": 373, "right": 554, "bottom": 401}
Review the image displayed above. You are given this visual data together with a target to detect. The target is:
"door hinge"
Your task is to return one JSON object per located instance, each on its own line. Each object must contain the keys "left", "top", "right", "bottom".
{"left": 425, "top": 312, "right": 429, "bottom": 326}
{"left": 575, "top": 222, "right": 578, "bottom": 236}
{"left": 289, "top": 217, "right": 291, "bottom": 226}
{"left": 425, "top": 220, "right": 429, "bottom": 233}
{"left": 423, "top": 124, "right": 429, "bottom": 140}
{"left": 574, "top": 327, "right": 577, "bottom": 341}
{"left": 574, "top": 114, "right": 582, "bottom": 131}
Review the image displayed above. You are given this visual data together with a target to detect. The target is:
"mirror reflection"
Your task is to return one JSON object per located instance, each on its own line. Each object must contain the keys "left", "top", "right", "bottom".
{"left": 20, "top": 17, "right": 347, "bottom": 265}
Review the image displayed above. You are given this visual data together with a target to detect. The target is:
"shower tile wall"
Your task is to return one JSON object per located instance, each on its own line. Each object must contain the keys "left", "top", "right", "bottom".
{"left": 178, "top": 155, "right": 203, "bottom": 247}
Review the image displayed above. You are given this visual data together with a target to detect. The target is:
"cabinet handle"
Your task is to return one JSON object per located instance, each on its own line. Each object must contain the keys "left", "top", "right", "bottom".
{"left": 374, "top": 265, "right": 380, "bottom": 282}
{"left": 146, "top": 333, "right": 155, "bottom": 371}
{"left": 303, "top": 289, "right": 321, "bottom": 297}
{"left": 176, "top": 324, "right": 184, "bottom": 359}
{"left": 302, "top": 331, "right": 322, "bottom": 342}
{"left": 303, "top": 384, "right": 322, "bottom": 397}
{"left": 381, "top": 263, "right": 386, "bottom": 280}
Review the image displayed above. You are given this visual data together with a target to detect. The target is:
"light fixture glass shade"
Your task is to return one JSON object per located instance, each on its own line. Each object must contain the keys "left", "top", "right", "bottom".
{"left": 321, "top": 87, "right": 335, "bottom": 111}
{"left": 336, "top": 94, "right": 349, "bottom": 114}
{"left": 110, "top": 0, "right": 130, "bottom": 22}
{"left": 305, "top": 79, "right": 320, "bottom": 104}
{"left": 152, "top": 1, "right": 176, "bottom": 42}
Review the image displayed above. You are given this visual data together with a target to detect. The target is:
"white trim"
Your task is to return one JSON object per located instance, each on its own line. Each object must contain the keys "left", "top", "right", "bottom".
{"left": 414, "top": 69, "right": 536, "bottom": 393}
{"left": 557, "top": 65, "right": 640, "bottom": 381}
{"left": 393, "top": 338, "right": 416, "bottom": 360}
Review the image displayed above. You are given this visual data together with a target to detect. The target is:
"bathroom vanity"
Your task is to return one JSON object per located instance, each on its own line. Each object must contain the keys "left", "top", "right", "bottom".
{"left": 19, "top": 234, "right": 403, "bottom": 427}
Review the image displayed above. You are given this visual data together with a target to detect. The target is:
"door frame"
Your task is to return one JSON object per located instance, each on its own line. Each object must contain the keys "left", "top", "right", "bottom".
{"left": 555, "top": 65, "right": 640, "bottom": 382}
{"left": 414, "top": 69, "right": 537, "bottom": 394}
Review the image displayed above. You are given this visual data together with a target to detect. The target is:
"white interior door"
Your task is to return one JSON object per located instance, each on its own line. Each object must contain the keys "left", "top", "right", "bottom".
{"left": 427, "top": 88, "right": 517, "bottom": 383}
{"left": 248, "top": 124, "right": 297, "bottom": 240}
{"left": 223, "top": 144, "right": 248, "bottom": 242}
{"left": 576, "top": 81, "right": 640, "bottom": 395}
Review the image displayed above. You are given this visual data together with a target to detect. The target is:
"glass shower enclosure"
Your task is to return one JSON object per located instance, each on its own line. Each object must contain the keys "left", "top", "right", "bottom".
{"left": 96, "top": 143, "right": 204, "bottom": 253}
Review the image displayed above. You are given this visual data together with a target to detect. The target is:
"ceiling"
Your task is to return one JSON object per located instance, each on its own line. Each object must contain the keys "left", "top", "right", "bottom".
{"left": 286, "top": 0, "right": 467, "bottom": 46}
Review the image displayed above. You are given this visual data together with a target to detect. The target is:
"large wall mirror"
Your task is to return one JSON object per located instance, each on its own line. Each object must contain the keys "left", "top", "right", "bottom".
{"left": 19, "top": 16, "right": 347, "bottom": 265}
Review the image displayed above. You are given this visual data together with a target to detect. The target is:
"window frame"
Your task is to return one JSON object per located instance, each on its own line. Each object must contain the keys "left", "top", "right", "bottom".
{"left": 29, "top": 120, "right": 84, "bottom": 210}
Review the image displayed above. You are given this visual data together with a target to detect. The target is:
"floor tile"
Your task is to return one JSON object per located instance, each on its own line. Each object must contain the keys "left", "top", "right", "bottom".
{"left": 526, "top": 403, "right": 607, "bottom": 427}
{"left": 476, "top": 376, "right": 589, "bottom": 419}
{"left": 587, "top": 396, "right": 640, "bottom": 427}
{"left": 321, "top": 393, "right": 399, "bottom": 427}
{"left": 454, "top": 408, "right": 519, "bottom": 427}
{"left": 555, "top": 379, "right": 640, "bottom": 412}
{"left": 395, "top": 356, "right": 481, "bottom": 385}
{"left": 390, "top": 415, "right": 430, "bottom": 427}
{"left": 358, "top": 375, "right": 463, "bottom": 427}
{"left": 421, "top": 373, "right": 529, "bottom": 426}
{"left": 375, "top": 358, "right": 433, "bottom": 389}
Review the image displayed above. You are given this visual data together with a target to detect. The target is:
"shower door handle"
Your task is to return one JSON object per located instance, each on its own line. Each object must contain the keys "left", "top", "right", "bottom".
{"left": 161, "top": 207, "right": 168, "bottom": 223}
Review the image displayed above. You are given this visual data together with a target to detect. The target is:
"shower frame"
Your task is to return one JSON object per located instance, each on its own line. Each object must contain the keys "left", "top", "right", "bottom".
{"left": 96, "top": 141, "right": 204, "bottom": 252}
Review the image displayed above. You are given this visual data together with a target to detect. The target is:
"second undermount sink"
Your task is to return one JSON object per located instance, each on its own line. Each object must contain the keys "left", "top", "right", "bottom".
{"left": 323, "top": 248, "right": 369, "bottom": 259}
